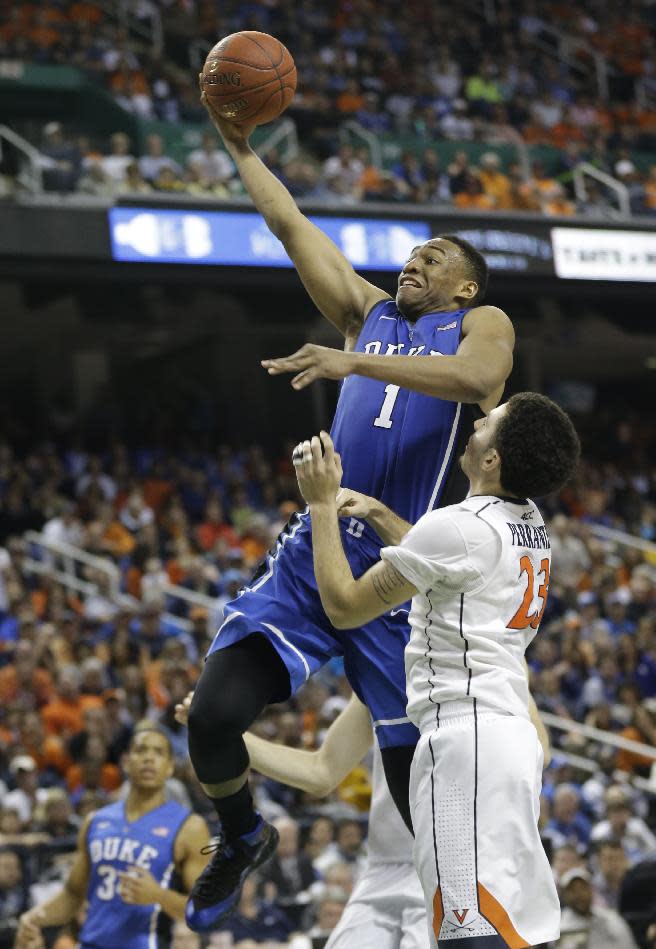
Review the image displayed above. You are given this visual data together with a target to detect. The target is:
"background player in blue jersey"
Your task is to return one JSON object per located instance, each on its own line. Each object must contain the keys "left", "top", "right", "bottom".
{"left": 16, "top": 724, "right": 209, "bottom": 949}
{"left": 182, "top": 90, "right": 516, "bottom": 932}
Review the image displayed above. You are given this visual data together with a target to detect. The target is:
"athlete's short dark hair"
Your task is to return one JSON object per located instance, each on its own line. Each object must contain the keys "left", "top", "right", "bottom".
{"left": 130, "top": 720, "right": 173, "bottom": 757}
{"left": 439, "top": 234, "right": 489, "bottom": 305}
{"left": 493, "top": 392, "right": 580, "bottom": 498}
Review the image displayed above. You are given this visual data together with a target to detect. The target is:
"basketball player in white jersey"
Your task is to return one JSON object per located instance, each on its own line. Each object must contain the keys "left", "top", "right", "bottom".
{"left": 175, "top": 674, "right": 551, "bottom": 949}
{"left": 292, "top": 392, "right": 580, "bottom": 948}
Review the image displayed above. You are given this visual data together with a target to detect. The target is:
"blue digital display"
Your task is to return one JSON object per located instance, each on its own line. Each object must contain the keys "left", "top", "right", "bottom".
{"left": 108, "top": 207, "right": 431, "bottom": 271}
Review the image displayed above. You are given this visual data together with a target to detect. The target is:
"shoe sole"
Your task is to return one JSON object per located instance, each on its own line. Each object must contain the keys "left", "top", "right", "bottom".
{"left": 185, "top": 824, "right": 280, "bottom": 932}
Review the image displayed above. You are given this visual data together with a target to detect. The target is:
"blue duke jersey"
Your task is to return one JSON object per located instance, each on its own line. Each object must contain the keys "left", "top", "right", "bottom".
{"left": 332, "top": 299, "right": 474, "bottom": 533}
{"left": 209, "top": 300, "right": 481, "bottom": 748}
{"left": 80, "top": 799, "right": 190, "bottom": 949}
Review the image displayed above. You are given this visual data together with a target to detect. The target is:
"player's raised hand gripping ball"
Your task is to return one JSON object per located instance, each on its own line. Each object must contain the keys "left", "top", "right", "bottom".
{"left": 293, "top": 432, "right": 343, "bottom": 505}
{"left": 201, "top": 31, "right": 296, "bottom": 126}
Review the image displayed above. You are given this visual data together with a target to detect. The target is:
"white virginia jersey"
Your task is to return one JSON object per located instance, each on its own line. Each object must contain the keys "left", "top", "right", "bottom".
{"left": 382, "top": 495, "right": 550, "bottom": 728}
{"left": 367, "top": 745, "right": 413, "bottom": 865}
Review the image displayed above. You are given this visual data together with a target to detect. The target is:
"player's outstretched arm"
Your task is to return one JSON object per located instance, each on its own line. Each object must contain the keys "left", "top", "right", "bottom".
{"left": 175, "top": 692, "right": 373, "bottom": 796}
{"left": 246, "top": 693, "right": 373, "bottom": 796}
{"left": 263, "top": 305, "right": 515, "bottom": 406}
{"left": 294, "top": 433, "right": 417, "bottom": 629}
{"left": 16, "top": 815, "right": 92, "bottom": 945}
{"left": 201, "top": 88, "right": 388, "bottom": 338}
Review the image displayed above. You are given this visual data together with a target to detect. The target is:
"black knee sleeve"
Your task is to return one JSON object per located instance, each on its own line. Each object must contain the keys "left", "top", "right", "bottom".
{"left": 187, "top": 634, "right": 291, "bottom": 785}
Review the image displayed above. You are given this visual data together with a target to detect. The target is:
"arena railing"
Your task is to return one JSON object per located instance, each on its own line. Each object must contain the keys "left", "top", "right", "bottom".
{"left": 342, "top": 121, "right": 383, "bottom": 171}
{"left": 89, "top": 0, "right": 163, "bottom": 53}
{"left": 587, "top": 523, "right": 656, "bottom": 557}
{"left": 0, "top": 125, "right": 43, "bottom": 194}
{"left": 255, "top": 117, "right": 299, "bottom": 164}
{"left": 24, "top": 530, "right": 121, "bottom": 600}
{"left": 540, "top": 712, "right": 656, "bottom": 794}
{"left": 546, "top": 748, "right": 656, "bottom": 798}
{"left": 636, "top": 78, "right": 656, "bottom": 112}
{"left": 189, "top": 38, "right": 212, "bottom": 74}
{"left": 573, "top": 162, "right": 631, "bottom": 218}
{"left": 22, "top": 530, "right": 220, "bottom": 634}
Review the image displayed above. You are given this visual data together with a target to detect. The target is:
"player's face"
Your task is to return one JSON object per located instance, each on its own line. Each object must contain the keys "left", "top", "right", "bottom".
{"left": 126, "top": 731, "right": 174, "bottom": 790}
{"left": 396, "top": 239, "right": 474, "bottom": 319}
{"left": 461, "top": 403, "right": 508, "bottom": 478}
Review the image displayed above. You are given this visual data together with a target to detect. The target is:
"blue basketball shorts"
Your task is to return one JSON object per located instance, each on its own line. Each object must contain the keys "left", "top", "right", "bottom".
{"left": 207, "top": 512, "right": 419, "bottom": 750}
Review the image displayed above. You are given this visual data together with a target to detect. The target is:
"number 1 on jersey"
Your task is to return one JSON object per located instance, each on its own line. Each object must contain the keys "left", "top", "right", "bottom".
{"left": 374, "top": 384, "right": 400, "bottom": 429}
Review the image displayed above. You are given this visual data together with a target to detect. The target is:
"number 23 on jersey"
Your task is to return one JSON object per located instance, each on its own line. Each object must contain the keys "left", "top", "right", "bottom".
{"left": 507, "top": 555, "right": 550, "bottom": 631}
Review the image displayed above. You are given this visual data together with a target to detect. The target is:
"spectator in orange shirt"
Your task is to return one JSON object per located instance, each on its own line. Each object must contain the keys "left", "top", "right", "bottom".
{"left": 478, "top": 152, "right": 512, "bottom": 208}
{"left": 196, "top": 499, "right": 239, "bottom": 552}
{"left": 616, "top": 704, "right": 656, "bottom": 776}
{"left": 529, "top": 160, "right": 559, "bottom": 197}
{"left": 506, "top": 163, "right": 541, "bottom": 212}
{"left": 336, "top": 78, "right": 365, "bottom": 114}
{"left": 66, "top": 735, "right": 121, "bottom": 796}
{"left": 68, "top": 1, "right": 104, "bottom": 25}
{"left": 29, "top": 11, "right": 60, "bottom": 49}
{"left": 0, "top": 8, "right": 24, "bottom": 43}
{"left": 109, "top": 61, "right": 149, "bottom": 96}
{"left": 97, "top": 503, "right": 135, "bottom": 558}
{"left": 645, "top": 165, "right": 656, "bottom": 212}
{"left": 550, "top": 107, "right": 587, "bottom": 150}
{"left": 144, "top": 638, "right": 194, "bottom": 709}
{"left": 541, "top": 182, "right": 577, "bottom": 216}
{"left": 453, "top": 171, "right": 495, "bottom": 210}
{"left": 19, "top": 710, "right": 71, "bottom": 777}
{"left": 239, "top": 514, "right": 272, "bottom": 568}
{"left": 40, "top": 665, "right": 103, "bottom": 739}
{"left": 142, "top": 462, "right": 173, "bottom": 513}
{"left": 0, "top": 640, "right": 54, "bottom": 709}
{"left": 41, "top": 2, "right": 68, "bottom": 24}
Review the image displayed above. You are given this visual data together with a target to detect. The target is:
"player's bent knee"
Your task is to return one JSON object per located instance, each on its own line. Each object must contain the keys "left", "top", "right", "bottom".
{"left": 187, "top": 691, "right": 246, "bottom": 743}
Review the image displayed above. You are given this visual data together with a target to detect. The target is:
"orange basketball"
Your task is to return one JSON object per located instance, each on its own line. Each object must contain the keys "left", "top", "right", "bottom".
{"left": 201, "top": 31, "right": 297, "bottom": 126}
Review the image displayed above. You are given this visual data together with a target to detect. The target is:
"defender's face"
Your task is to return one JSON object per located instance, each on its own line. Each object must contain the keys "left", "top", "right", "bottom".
{"left": 126, "top": 731, "right": 173, "bottom": 790}
{"left": 396, "top": 239, "right": 468, "bottom": 319}
{"left": 461, "top": 403, "right": 508, "bottom": 478}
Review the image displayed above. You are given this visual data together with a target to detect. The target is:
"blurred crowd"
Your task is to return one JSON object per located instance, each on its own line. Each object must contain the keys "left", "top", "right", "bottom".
{"left": 1, "top": 0, "right": 656, "bottom": 214}
{"left": 0, "top": 407, "right": 654, "bottom": 946}
{"left": 21, "top": 121, "right": 656, "bottom": 217}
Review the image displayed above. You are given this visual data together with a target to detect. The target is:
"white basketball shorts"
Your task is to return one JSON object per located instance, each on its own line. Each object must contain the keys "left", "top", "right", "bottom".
{"left": 410, "top": 702, "right": 560, "bottom": 947}
{"left": 325, "top": 860, "right": 429, "bottom": 949}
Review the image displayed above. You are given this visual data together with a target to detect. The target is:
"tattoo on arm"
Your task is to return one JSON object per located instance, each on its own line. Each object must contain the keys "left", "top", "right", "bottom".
{"left": 372, "top": 563, "right": 407, "bottom": 604}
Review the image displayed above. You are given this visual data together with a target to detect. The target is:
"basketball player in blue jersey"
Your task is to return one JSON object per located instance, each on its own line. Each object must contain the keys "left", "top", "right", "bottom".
{"left": 182, "top": 88, "right": 515, "bottom": 932}
{"left": 16, "top": 724, "right": 209, "bottom": 949}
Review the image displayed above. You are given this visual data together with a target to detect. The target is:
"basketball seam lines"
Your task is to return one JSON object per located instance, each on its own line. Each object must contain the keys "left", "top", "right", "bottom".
{"left": 247, "top": 33, "right": 285, "bottom": 103}
{"left": 246, "top": 33, "right": 284, "bottom": 70}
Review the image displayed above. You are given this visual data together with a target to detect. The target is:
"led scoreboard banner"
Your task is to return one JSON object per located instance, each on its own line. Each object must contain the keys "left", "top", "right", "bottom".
{"left": 1, "top": 201, "right": 655, "bottom": 284}
{"left": 107, "top": 205, "right": 656, "bottom": 282}
{"left": 107, "top": 206, "right": 556, "bottom": 275}
{"left": 108, "top": 207, "right": 432, "bottom": 271}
